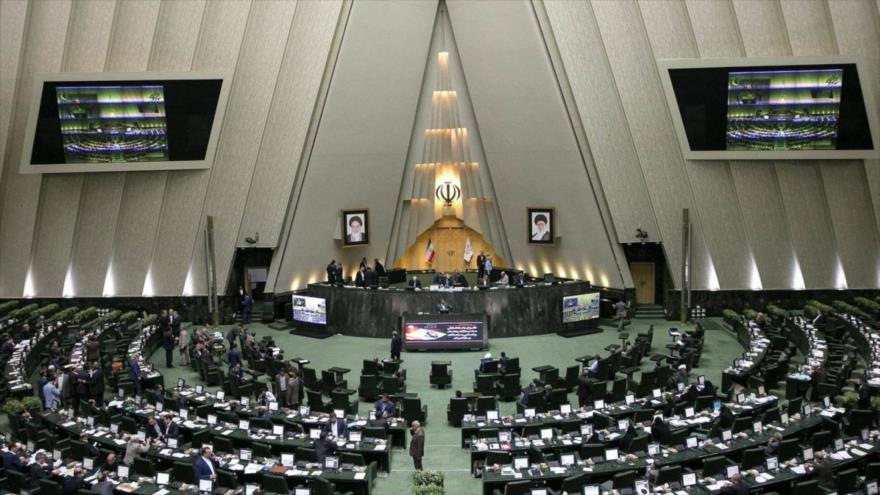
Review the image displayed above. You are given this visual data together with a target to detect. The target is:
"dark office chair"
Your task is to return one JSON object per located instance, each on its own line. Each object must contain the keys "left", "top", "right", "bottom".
{"left": 612, "top": 470, "right": 637, "bottom": 490}
{"left": 701, "top": 456, "right": 728, "bottom": 476}
{"left": 216, "top": 469, "right": 237, "bottom": 488}
{"left": 252, "top": 442, "right": 273, "bottom": 459}
{"left": 403, "top": 396, "right": 428, "bottom": 424}
{"left": 740, "top": 447, "right": 765, "bottom": 470}
{"left": 777, "top": 438, "right": 799, "bottom": 461}
{"left": 811, "top": 430, "right": 832, "bottom": 451}
{"left": 430, "top": 362, "right": 452, "bottom": 389}
{"left": 364, "top": 426, "right": 387, "bottom": 441}
{"left": 174, "top": 460, "right": 195, "bottom": 484}
{"left": 496, "top": 373, "right": 522, "bottom": 401}
{"left": 654, "top": 465, "right": 682, "bottom": 485}
{"left": 307, "top": 389, "right": 328, "bottom": 413}
{"left": 261, "top": 473, "right": 290, "bottom": 494}
{"left": 473, "top": 374, "right": 496, "bottom": 396}
{"left": 213, "top": 436, "right": 234, "bottom": 454}
{"left": 486, "top": 451, "right": 512, "bottom": 466}
{"left": 502, "top": 357, "right": 520, "bottom": 375}
{"left": 133, "top": 456, "right": 156, "bottom": 477}
{"left": 562, "top": 366, "right": 579, "bottom": 391}
{"left": 301, "top": 367, "right": 320, "bottom": 391}
{"left": 447, "top": 397, "right": 471, "bottom": 425}
{"left": 792, "top": 479, "right": 821, "bottom": 495}
{"left": 295, "top": 447, "right": 317, "bottom": 463}
{"left": 476, "top": 396, "right": 497, "bottom": 415}
{"left": 331, "top": 390, "right": 358, "bottom": 416}
{"left": 340, "top": 452, "right": 365, "bottom": 466}
{"left": 835, "top": 468, "right": 858, "bottom": 494}
{"left": 561, "top": 473, "right": 586, "bottom": 494}
{"left": 358, "top": 374, "right": 380, "bottom": 401}
{"left": 39, "top": 478, "right": 62, "bottom": 495}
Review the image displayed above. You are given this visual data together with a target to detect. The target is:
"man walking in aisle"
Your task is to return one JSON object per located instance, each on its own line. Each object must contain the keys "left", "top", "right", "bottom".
{"left": 409, "top": 420, "right": 425, "bottom": 470}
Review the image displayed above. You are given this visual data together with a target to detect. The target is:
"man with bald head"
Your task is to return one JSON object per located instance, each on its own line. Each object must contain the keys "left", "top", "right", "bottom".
{"left": 409, "top": 420, "right": 425, "bottom": 470}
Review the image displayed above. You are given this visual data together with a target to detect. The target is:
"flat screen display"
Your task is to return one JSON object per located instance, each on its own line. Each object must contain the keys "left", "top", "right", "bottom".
{"left": 726, "top": 68, "right": 843, "bottom": 151}
{"left": 659, "top": 58, "right": 877, "bottom": 159}
{"left": 23, "top": 72, "right": 230, "bottom": 173}
{"left": 292, "top": 296, "right": 326, "bottom": 325}
{"left": 403, "top": 320, "right": 484, "bottom": 349}
{"left": 562, "top": 292, "right": 600, "bottom": 323}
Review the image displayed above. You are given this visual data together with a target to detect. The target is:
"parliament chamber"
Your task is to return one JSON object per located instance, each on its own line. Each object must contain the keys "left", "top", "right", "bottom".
{"left": 1, "top": 1, "right": 879, "bottom": 495}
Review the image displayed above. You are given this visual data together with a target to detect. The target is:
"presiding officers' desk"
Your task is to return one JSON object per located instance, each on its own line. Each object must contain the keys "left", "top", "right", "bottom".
{"left": 302, "top": 280, "right": 596, "bottom": 338}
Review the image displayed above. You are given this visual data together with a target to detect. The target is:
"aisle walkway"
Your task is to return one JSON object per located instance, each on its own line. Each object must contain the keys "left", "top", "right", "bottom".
{"left": 148, "top": 318, "right": 741, "bottom": 495}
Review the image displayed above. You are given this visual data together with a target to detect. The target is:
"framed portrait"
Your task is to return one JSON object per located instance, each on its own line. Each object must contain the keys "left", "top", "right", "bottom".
{"left": 342, "top": 209, "right": 369, "bottom": 247}
{"left": 527, "top": 207, "right": 554, "bottom": 245}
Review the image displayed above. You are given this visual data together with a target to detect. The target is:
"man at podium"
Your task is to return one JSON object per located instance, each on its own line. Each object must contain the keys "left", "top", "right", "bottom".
{"left": 436, "top": 299, "right": 452, "bottom": 314}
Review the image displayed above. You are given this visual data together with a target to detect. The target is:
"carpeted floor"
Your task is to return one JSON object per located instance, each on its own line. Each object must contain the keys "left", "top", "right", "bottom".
{"left": 145, "top": 317, "right": 743, "bottom": 495}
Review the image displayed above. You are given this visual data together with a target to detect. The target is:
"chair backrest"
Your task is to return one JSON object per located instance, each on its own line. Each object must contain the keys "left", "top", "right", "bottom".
{"left": 561, "top": 473, "right": 586, "bottom": 493}
{"left": 217, "top": 469, "right": 237, "bottom": 488}
{"left": 340, "top": 452, "right": 365, "bottom": 466}
{"left": 625, "top": 434, "right": 649, "bottom": 454}
{"left": 702, "top": 455, "right": 727, "bottom": 476}
{"left": 321, "top": 370, "right": 336, "bottom": 385}
{"left": 793, "top": 479, "right": 820, "bottom": 495}
{"left": 836, "top": 467, "right": 858, "bottom": 493}
{"left": 476, "top": 395, "right": 496, "bottom": 414}
{"left": 133, "top": 456, "right": 156, "bottom": 476}
{"left": 262, "top": 473, "right": 290, "bottom": 494}
{"left": 295, "top": 447, "right": 317, "bottom": 463}
{"left": 362, "top": 360, "right": 379, "bottom": 375}
{"left": 213, "top": 435, "right": 234, "bottom": 454}
{"left": 655, "top": 465, "right": 682, "bottom": 485}
{"left": 364, "top": 427, "right": 387, "bottom": 440}
{"left": 811, "top": 430, "right": 832, "bottom": 451}
{"left": 504, "top": 357, "right": 520, "bottom": 374}
{"left": 404, "top": 397, "right": 422, "bottom": 410}
{"left": 302, "top": 367, "right": 319, "bottom": 389}
{"left": 359, "top": 374, "right": 377, "bottom": 389}
{"left": 39, "top": 478, "right": 61, "bottom": 495}
{"left": 486, "top": 451, "right": 512, "bottom": 466}
{"left": 741, "top": 447, "right": 765, "bottom": 469}
{"left": 778, "top": 438, "right": 799, "bottom": 461}
{"left": 503, "top": 480, "right": 533, "bottom": 495}
{"left": 431, "top": 363, "right": 448, "bottom": 377}
{"left": 450, "top": 397, "right": 470, "bottom": 414}
{"left": 174, "top": 460, "right": 195, "bottom": 484}
{"left": 252, "top": 442, "right": 273, "bottom": 458}
{"left": 612, "top": 470, "right": 636, "bottom": 489}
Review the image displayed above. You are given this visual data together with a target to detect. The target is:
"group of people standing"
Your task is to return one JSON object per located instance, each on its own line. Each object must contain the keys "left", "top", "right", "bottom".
{"left": 327, "top": 258, "right": 387, "bottom": 286}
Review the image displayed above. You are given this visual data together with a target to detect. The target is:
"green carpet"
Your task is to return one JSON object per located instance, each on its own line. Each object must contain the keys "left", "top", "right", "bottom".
{"left": 144, "top": 317, "right": 742, "bottom": 495}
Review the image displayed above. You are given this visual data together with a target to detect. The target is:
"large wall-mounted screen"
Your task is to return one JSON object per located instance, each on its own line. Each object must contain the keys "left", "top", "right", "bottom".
{"left": 402, "top": 313, "right": 487, "bottom": 351}
{"left": 292, "top": 295, "right": 326, "bottom": 326}
{"left": 562, "top": 292, "right": 600, "bottom": 324}
{"left": 22, "top": 72, "right": 231, "bottom": 173}
{"left": 658, "top": 57, "right": 877, "bottom": 160}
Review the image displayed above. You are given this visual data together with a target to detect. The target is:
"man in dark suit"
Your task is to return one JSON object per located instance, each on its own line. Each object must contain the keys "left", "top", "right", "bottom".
{"left": 408, "top": 276, "right": 422, "bottom": 289}
{"left": 858, "top": 376, "right": 871, "bottom": 409}
{"left": 577, "top": 369, "right": 592, "bottom": 408}
{"left": 129, "top": 354, "right": 143, "bottom": 397}
{"left": 161, "top": 415, "right": 180, "bottom": 440}
{"left": 314, "top": 431, "right": 336, "bottom": 464}
{"left": 29, "top": 452, "right": 51, "bottom": 485}
{"left": 326, "top": 260, "right": 337, "bottom": 284}
{"left": 334, "top": 263, "right": 344, "bottom": 285}
{"left": 2, "top": 443, "right": 26, "bottom": 472}
{"left": 228, "top": 343, "right": 242, "bottom": 370}
{"left": 322, "top": 412, "right": 348, "bottom": 438}
{"left": 476, "top": 252, "right": 486, "bottom": 279}
{"left": 61, "top": 467, "right": 84, "bottom": 495}
{"left": 390, "top": 332, "right": 402, "bottom": 361}
{"left": 89, "top": 472, "right": 113, "bottom": 495}
{"left": 376, "top": 394, "right": 397, "bottom": 419}
{"left": 365, "top": 267, "right": 377, "bottom": 287}
{"left": 88, "top": 361, "right": 104, "bottom": 407}
{"left": 355, "top": 267, "right": 367, "bottom": 287}
{"left": 373, "top": 259, "right": 386, "bottom": 276}
{"left": 720, "top": 473, "right": 748, "bottom": 495}
{"left": 409, "top": 420, "right": 425, "bottom": 470}
{"left": 453, "top": 272, "right": 467, "bottom": 287}
{"left": 513, "top": 271, "right": 526, "bottom": 286}
{"left": 193, "top": 447, "right": 219, "bottom": 481}
{"left": 75, "top": 364, "right": 90, "bottom": 413}
{"left": 146, "top": 416, "right": 163, "bottom": 440}
{"left": 162, "top": 327, "right": 175, "bottom": 368}
{"left": 169, "top": 309, "right": 181, "bottom": 337}
{"left": 242, "top": 294, "right": 253, "bottom": 324}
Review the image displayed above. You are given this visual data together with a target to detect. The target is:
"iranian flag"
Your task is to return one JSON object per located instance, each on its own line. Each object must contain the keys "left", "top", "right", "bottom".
{"left": 425, "top": 239, "right": 436, "bottom": 264}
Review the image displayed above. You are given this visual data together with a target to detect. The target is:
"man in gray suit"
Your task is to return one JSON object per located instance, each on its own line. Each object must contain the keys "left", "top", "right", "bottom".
{"left": 89, "top": 472, "right": 114, "bottom": 495}
{"left": 409, "top": 420, "right": 425, "bottom": 470}
{"left": 286, "top": 370, "right": 300, "bottom": 408}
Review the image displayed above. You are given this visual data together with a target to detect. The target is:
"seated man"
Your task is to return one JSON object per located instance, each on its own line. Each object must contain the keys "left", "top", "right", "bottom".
{"left": 322, "top": 412, "right": 348, "bottom": 438}
{"left": 432, "top": 272, "right": 447, "bottom": 286}
{"left": 375, "top": 394, "right": 397, "bottom": 419}
{"left": 513, "top": 271, "right": 526, "bottom": 286}
{"left": 496, "top": 272, "right": 509, "bottom": 286}
{"left": 407, "top": 276, "right": 422, "bottom": 289}
{"left": 453, "top": 272, "right": 468, "bottom": 287}
{"left": 478, "top": 353, "right": 494, "bottom": 373}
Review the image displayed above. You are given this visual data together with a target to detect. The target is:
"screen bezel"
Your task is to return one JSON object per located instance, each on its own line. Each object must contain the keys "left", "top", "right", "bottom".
{"left": 657, "top": 56, "right": 879, "bottom": 160}
{"left": 21, "top": 71, "right": 232, "bottom": 174}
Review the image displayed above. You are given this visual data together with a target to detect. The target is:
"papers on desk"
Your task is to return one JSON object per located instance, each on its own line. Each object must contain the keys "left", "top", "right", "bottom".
{"left": 820, "top": 410, "right": 837, "bottom": 418}
{"left": 116, "top": 483, "right": 140, "bottom": 493}
{"left": 154, "top": 490, "right": 170, "bottom": 495}
{"left": 354, "top": 472, "right": 366, "bottom": 480}
{"left": 514, "top": 418, "right": 526, "bottom": 423}
{"left": 113, "top": 439, "right": 127, "bottom": 445}
{"left": 172, "top": 452, "right": 187, "bottom": 458}
{"left": 714, "top": 442, "right": 729, "bottom": 451}
{"left": 550, "top": 467, "right": 567, "bottom": 474}
{"left": 532, "top": 439, "right": 545, "bottom": 447}
{"left": 859, "top": 443, "right": 873, "bottom": 450}
{"left": 754, "top": 472, "right": 775, "bottom": 483}
{"left": 790, "top": 465, "right": 806, "bottom": 474}
{"left": 374, "top": 444, "right": 386, "bottom": 451}
{"left": 62, "top": 421, "right": 77, "bottom": 427}
{"left": 675, "top": 491, "right": 689, "bottom": 495}
{"left": 831, "top": 451, "right": 853, "bottom": 460}
{"left": 705, "top": 482, "right": 725, "bottom": 491}
{"left": 311, "top": 470, "right": 323, "bottom": 477}
{"left": 851, "top": 448, "right": 868, "bottom": 457}
{"left": 244, "top": 463, "right": 263, "bottom": 474}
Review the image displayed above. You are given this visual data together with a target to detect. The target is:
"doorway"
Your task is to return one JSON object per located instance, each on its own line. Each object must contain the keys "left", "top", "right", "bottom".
{"left": 629, "top": 262, "right": 655, "bottom": 304}
{"left": 622, "top": 243, "right": 670, "bottom": 306}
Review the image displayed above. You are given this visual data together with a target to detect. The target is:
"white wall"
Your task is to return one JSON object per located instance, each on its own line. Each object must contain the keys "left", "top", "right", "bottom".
{"left": 1, "top": 0, "right": 877, "bottom": 297}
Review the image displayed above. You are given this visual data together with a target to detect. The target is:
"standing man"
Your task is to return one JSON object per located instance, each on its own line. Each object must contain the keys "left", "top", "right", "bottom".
{"left": 286, "top": 369, "right": 300, "bottom": 408}
{"left": 242, "top": 293, "right": 253, "bottom": 324}
{"left": 326, "top": 260, "right": 337, "bottom": 284}
{"left": 390, "top": 331, "right": 402, "bottom": 361}
{"left": 43, "top": 377, "right": 61, "bottom": 410}
{"left": 162, "top": 327, "right": 175, "bottom": 368}
{"left": 483, "top": 255, "right": 493, "bottom": 284}
{"left": 169, "top": 310, "right": 181, "bottom": 338}
{"left": 373, "top": 259, "right": 386, "bottom": 277}
{"left": 178, "top": 325, "right": 190, "bottom": 366}
{"left": 409, "top": 420, "right": 425, "bottom": 470}
{"left": 476, "top": 251, "right": 486, "bottom": 279}
{"left": 130, "top": 354, "right": 143, "bottom": 397}
{"left": 89, "top": 361, "right": 105, "bottom": 407}
{"left": 76, "top": 363, "right": 90, "bottom": 413}
{"left": 614, "top": 299, "right": 628, "bottom": 331}
{"left": 275, "top": 369, "right": 288, "bottom": 408}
